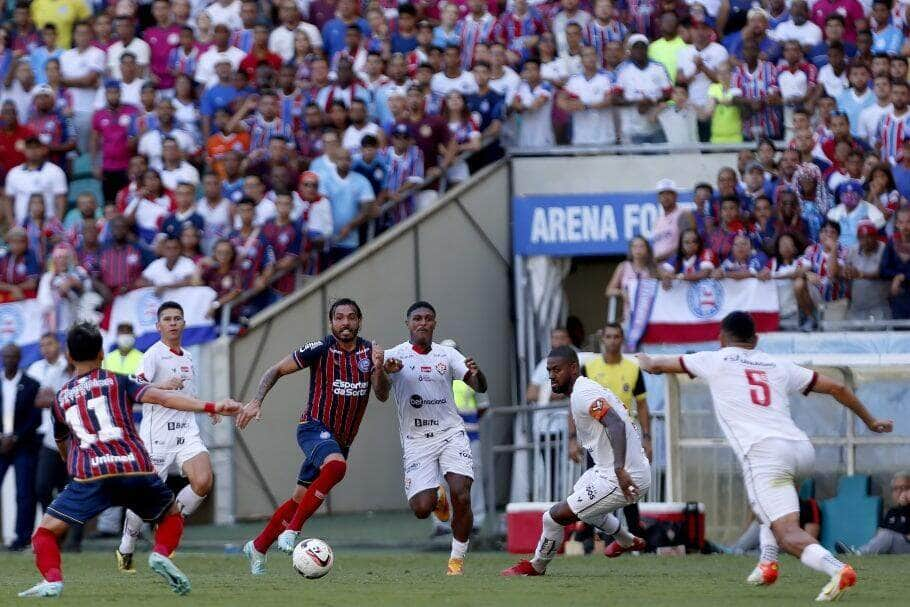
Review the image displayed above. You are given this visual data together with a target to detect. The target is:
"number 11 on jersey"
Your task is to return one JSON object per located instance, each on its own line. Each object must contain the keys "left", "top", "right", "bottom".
{"left": 64, "top": 396, "right": 124, "bottom": 448}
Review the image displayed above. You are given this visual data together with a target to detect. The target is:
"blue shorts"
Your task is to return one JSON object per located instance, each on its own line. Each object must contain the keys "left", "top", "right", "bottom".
{"left": 297, "top": 421, "right": 348, "bottom": 486}
{"left": 47, "top": 474, "right": 174, "bottom": 527}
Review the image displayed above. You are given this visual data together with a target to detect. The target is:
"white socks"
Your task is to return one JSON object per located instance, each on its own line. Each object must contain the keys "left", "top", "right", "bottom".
{"left": 759, "top": 524, "right": 780, "bottom": 563}
{"left": 594, "top": 513, "right": 634, "bottom": 547}
{"left": 530, "top": 511, "right": 564, "bottom": 573}
{"left": 800, "top": 543, "right": 845, "bottom": 577}
{"left": 119, "top": 510, "right": 143, "bottom": 555}
{"left": 450, "top": 538, "right": 469, "bottom": 560}
{"left": 176, "top": 486, "right": 206, "bottom": 517}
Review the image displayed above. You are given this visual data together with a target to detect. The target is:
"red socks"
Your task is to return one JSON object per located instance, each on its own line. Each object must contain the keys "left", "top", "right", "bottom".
{"left": 32, "top": 527, "right": 62, "bottom": 583}
{"left": 153, "top": 512, "right": 184, "bottom": 557}
{"left": 287, "top": 460, "right": 347, "bottom": 532}
{"left": 253, "top": 498, "right": 297, "bottom": 553}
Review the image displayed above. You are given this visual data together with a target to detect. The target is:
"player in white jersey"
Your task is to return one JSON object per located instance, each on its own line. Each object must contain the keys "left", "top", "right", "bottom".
{"left": 383, "top": 301, "right": 487, "bottom": 576}
{"left": 117, "top": 301, "right": 216, "bottom": 572}
{"left": 636, "top": 311, "right": 894, "bottom": 602}
{"left": 502, "top": 346, "right": 650, "bottom": 577}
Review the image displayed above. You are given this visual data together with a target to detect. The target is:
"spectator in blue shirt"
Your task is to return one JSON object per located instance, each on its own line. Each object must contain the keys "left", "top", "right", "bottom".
{"left": 321, "top": 0, "right": 371, "bottom": 60}
{"left": 808, "top": 15, "right": 857, "bottom": 67}
{"left": 30, "top": 24, "right": 62, "bottom": 85}
{"left": 717, "top": 233, "right": 771, "bottom": 279}
{"left": 319, "top": 147, "right": 375, "bottom": 264}
{"left": 352, "top": 134, "right": 388, "bottom": 198}
{"left": 836, "top": 63, "right": 875, "bottom": 138}
{"left": 200, "top": 60, "right": 241, "bottom": 138}
{"left": 870, "top": 0, "right": 905, "bottom": 56}
{"left": 390, "top": 4, "right": 419, "bottom": 54}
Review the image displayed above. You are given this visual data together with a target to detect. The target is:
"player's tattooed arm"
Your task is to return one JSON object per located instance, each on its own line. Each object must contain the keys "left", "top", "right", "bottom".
{"left": 237, "top": 355, "right": 300, "bottom": 429}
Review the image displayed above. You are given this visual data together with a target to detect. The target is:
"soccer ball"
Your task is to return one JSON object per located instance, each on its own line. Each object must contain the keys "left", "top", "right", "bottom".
{"left": 292, "top": 538, "right": 334, "bottom": 579}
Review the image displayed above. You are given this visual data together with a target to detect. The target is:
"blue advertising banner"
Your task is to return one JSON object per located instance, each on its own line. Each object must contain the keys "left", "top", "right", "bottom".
{"left": 512, "top": 191, "right": 693, "bottom": 257}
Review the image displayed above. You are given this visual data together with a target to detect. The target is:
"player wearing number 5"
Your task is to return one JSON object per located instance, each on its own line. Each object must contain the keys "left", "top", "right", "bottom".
{"left": 636, "top": 311, "right": 894, "bottom": 602}
{"left": 18, "top": 322, "right": 242, "bottom": 598}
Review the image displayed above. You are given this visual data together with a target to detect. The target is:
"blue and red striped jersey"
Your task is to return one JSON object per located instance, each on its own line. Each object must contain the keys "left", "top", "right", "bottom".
{"left": 293, "top": 335, "right": 374, "bottom": 447}
{"left": 53, "top": 369, "right": 154, "bottom": 481}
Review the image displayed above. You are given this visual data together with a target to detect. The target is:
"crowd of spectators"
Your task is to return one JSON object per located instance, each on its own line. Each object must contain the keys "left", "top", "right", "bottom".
{"left": 2, "top": 0, "right": 910, "bottom": 333}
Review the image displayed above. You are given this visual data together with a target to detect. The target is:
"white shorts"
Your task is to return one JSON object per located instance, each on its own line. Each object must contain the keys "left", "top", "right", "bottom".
{"left": 741, "top": 438, "right": 815, "bottom": 524}
{"left": 567, "top": 465, "right": 651, "bottom": 525}
{"left": 140, "top": 418, "right": 208, "bottom": 480}
{"left": 402, "top": 428, "right": 474, "bottom": 500}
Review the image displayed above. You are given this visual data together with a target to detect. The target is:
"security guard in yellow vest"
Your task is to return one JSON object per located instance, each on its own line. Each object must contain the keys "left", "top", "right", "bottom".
{"left": 442, "top": 339, "right": 487, "bottom": 531}
{"left": 102, "top": 323, "right": 143, "bottom": 376}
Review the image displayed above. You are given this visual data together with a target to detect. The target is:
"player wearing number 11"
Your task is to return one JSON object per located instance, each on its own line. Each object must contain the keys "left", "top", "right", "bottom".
{"left": 636, "top": 311, "right": 894, "bottom": 603}
{"left": 17, "top": 322, "right": 242, "bottom": 599}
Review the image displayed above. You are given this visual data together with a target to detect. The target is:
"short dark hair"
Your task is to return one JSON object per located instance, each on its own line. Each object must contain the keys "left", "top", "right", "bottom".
{"left": 116, "top": 323, "right": 134, "bottom": 334}
{"left": 329, "top": 298, "right": 362, "bottom": 319}
{"left": 547, "top": 345, "right": 578, "bottom": 364}
{"left": 67, "top": 322, "right": 103, "bottom": 362}
{"left": 398, "top": 3, "right": 417, "bottom": 16}
{"left": 157, "top": 301, "right": 184, "bottom": 319}
{"left": 360, "top": 134, "right": 378, "bottom": 147}
{"left": 406, "top": 301, "right": 436, "bottom": 318}
{"left": 602, "top": 322, "right": 624, "bottom": 337}
{"left": 822, "top": 219, "right": 842, "bottom": 235}
{"left": 721, "top": 311, "right": 756, "bottom": 342}
{"left": 40, "top": 332, "right": 58, "bottom": 342}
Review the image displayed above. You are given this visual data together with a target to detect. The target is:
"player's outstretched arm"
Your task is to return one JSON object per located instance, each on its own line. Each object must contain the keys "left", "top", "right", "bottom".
{"left": 371, "top": 343, "right": 390, "bottom": 402}
{"left": 811, "top": 374, "right": 894, "bottom": 433}
{"left": 236, "top": 355, "right": 300, "bottom": 429}
{"left": 635, "top": 353, "right": 685, "bottom": 375}
{"left": 463, "top": 357, "right": 488, "bottom": 393}
{"left": 140, "top": 387, "right": 242, "bottom": 416}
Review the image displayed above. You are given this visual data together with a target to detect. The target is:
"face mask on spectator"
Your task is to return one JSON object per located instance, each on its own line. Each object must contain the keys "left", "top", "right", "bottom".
{"left": 117, "top": 334, "right": 135, "bottom": 350}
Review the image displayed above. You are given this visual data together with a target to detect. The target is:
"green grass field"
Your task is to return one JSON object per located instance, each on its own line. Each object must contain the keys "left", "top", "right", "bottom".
{"left": 1, "top": 550, "right": 907, "bottom": 606}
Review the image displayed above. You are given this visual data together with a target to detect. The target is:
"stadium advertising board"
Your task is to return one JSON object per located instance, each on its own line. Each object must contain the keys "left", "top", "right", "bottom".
{"left": 512, "top": 191, "right": 694, "bottom": 256}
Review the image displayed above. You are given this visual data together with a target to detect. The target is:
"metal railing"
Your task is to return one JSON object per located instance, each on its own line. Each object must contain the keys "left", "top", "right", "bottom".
{"left": 479, "top": 401, "right": 664, "bottom": 538}
{"left": 507, "top": 141, "right": 776, "bottom": 157}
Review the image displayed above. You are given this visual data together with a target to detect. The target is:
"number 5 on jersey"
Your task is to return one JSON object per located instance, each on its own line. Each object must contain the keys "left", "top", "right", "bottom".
{"left": 64, "top": 395, "right": 124, "bottom": 448}
{"left": 745, "top": 369, "right": 770, "bottom": 407}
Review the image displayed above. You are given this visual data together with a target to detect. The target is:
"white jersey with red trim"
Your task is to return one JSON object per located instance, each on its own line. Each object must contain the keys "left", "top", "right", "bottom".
{"left": 136, "top": 341, "right": 200, "bottom": 448}
{"left": 680, "top": 347, "right": 815, "bottom": 458}
{"left": 384, "top": 342, "right": 468, "bottom": 439}
{"left": 569, "top": 376, "right": 648, "bottom": 472}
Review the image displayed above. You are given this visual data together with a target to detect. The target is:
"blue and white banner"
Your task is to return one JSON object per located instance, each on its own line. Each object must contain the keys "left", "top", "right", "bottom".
{"left": 512, "top": 191, "right": 693, "bottom": 257}
{"left": 0, "top": 299, "right": 45, "bottom": 363}
{"left": 105, "top": 286, "right": 218, "bottom": 352}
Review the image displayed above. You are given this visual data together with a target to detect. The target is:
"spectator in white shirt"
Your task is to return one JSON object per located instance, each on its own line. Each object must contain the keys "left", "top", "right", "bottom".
{"left": 818, "top": 42, "right": 850, "bottom": 98}
{"left": 139, "top": 235, "right": 200, "bottom": 295}
{"left": 269, "top": 0, "right": 323, "bottom": 62}
{"left": 138, "top": 99, "right": 198, "bottom": 170}
{"left": 107, "top": 16, "right": 151, "bottom": 79}
{"left": 59, "top": 22, "right": 105, "bottom": 153}
{"left": 1, "top": 61, "right": 38, "bottom": 123}
{"left": 858, "top": 75, "right": 893, "bottom": 142}
{"left": 96, "top": 52, "right": 146, "bottom": 109}
{"left": 551, "top": 0, "right": 592, "bottom": 58}
{"left": 509, "top": 58, "right": 556, "bottom": 147}
{"left": 159, "top": 139, "right": 201, "bottom": 191}
{"left": 205, "top": 0, "right": 243, "bottom": 31}
{"left": 558, "top": 46, "right": 618, "bottom": 145}
{"left": 489, "top": 43, "right": 522, "bottom": 100}
{"left": 196, "top": 23, "right": 246, "bottom": 88}
{"left": 770, "top": 0, "right": 823, "bottom": 48}
{"left": 676, "top": 21, "right": 729, "bottom": 142}
{"left": 3, "top": 137, "right": 68, "bottom": 225}
{"left": 341, "top": 99, "right": 383, "bottom": 152}
{"left": 557, "top": 22, "right": 585, "bottom": 77}
{"left": 616, "top": 34, "right": 672, "bottom": 144}
{"left": 430, "top": 45, "right": 480, "bottom": 98}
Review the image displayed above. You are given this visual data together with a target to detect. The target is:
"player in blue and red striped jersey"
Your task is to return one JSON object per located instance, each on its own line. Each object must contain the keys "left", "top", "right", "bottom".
{"left": 236, "top": 298, "right": 391, "bottom": 574}
{"left": 18, "top": 322, "right": 242, "bottom": 598}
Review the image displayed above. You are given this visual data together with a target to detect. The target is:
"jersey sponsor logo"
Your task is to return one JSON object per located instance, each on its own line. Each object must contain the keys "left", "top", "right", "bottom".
{"left": 166, "top": 421, "right": 189, "bottom": 431}
{"left": 357, "top": 357, "right": 371, "bottom": 372}
{"left": 332, "top": 379, "right": 369, "bottom": 396}
{"left": 58, "top": 377, "right": 116, "bottom": 402}
{"left": 420, "top": 366, "right": 432, "bottom": 373}
{"left": 405, "top": 461, "right": 420, "bottom": 473}
{"left": 414, "top": 418, "right": 439, "bottom": 428}
{"left": 435, "top": 362, "right": 447, "bottom": 375}
{"left": 408, "top": 395, "right": 447, "bottom": 409}
{"left": 320, "top": 431, "right": 331, "bottom": 439}
{"left": 90, "top": 453, "right": 137, "bottom": 467}
{"left": 300, "top": 340, "right": 323, "bottom": 352}
{"left": 686, "top": 279, "right": 724, "bottom": 319}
